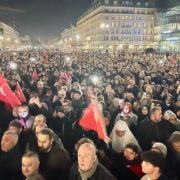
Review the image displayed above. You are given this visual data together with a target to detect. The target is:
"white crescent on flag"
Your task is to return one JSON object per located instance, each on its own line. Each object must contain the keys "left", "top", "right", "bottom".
{"left": 0, "top": 86, "right": 6, "bottom": 96}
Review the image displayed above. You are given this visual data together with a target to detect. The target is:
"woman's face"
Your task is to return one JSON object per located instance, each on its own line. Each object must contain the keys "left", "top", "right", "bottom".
{"left": 115, "top": 130, "right": 126, "bottom": 137}
{"left": 142, "top": 106, "right": 148, "bottom": 115}
{"left": 124, "top": 148, "right": 137, "bottom": 161}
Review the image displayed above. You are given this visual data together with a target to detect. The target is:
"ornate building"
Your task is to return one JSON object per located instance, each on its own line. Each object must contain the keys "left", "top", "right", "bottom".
{"left": 61, "top": 0, "right": 157, "bottom": 51}
{"left": 0, "top": 22, "right": 20, "bottom": 49}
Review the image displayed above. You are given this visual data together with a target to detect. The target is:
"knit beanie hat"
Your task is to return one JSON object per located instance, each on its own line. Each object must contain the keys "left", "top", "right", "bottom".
{"left": 152, "top": 142, "right": 167, "bottom": 157}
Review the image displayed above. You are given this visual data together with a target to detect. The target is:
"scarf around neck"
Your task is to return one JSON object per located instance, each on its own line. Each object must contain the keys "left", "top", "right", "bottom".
{"left": 78, "top": 160, "right": 98, "bottom": 180}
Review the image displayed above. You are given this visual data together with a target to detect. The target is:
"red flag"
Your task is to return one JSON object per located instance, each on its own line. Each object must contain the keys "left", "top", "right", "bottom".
{"left": 44, "top": 54, "right": 49, "bottom": 64}
{"left": 0, "top": 74, "right": 6, "bottom": 85}
{"left": 33, "top": 69, "right": 39, "bottom": 81}
{"left": 79, "top": 103, "right": 107, "bottom": 140}
{"left": 0, "top": 83, "right": 21, "bottom": 109}
{"left": 15, "top": 82, "right": 26, "bottom": 103}
{"left": 170, "top": 55, "right": 175, "bottom": 66}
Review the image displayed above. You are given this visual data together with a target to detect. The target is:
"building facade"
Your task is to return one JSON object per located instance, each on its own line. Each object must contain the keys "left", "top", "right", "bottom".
{"left": 76, "top": 0, "right": 157, "bottom": 51}
{"left": 0, "top": 22, "right": 21, "bottom": 49}
{"left": 154, "top": 6, "right": 180, "bottom": 52}
{"left": 60, "top": 26, "right": 80, "bottom": 50}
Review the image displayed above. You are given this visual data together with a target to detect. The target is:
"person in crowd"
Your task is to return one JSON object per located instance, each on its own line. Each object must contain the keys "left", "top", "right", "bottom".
{"left": 163, "top": 110, "right": 180, "bottom": 131}
{"left": 141, "top": 151, "right": 167, "bottom": 180}
{"left": 167, "top": 131, "right": 180, "bottom": 180}
{"left": 22, "top": 151, "right": 44, "bottom": 180}
{"left": 151, "top": 142, "right": 167, "bottom": 158}
{"left": 112, "top": 143, "right": 143, "bottom": 180}
{"left": 37, "top": 128, "right": 70, "bottom": 180}
{"left": 136, "top": 106, "right": 177, "bottom": 150}
{"left": 0, "top": 49, "right": 180, "bottom": 180}
{"left": 69, "top": 139, "right": 116, "bottom": 180}
{"left": 0, "top": 131, "right": 23, "bottom": 180}
{"left": 115, "top": 102, "right": 138, "bottom": 132}
{"left": 17, "top": 104, "right": 34, "bottom": 129}
{"left": 138, "top": 105, "right": 150, "bottom": 123}
{"left": 110, "top": 120, "right": 141, "bottom": 153}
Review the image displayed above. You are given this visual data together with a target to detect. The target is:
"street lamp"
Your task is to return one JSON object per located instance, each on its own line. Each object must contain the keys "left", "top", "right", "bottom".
{"left": 75, "top": 35, "right": 80, "bottom": 40}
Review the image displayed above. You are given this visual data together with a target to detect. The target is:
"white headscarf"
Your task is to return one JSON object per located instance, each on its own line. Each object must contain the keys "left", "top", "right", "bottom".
{"left": 110, "top": 120, "right": 141, "bottom": 153}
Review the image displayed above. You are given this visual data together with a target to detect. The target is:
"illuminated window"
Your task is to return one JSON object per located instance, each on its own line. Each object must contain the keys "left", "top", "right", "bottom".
{"left": 114, "top": 1, "right": 118, "bottom": 5}
{"left": 137, "top": 2, "right": 141, "bottom": 6}
{"left": 105, "top": 0, "right": 109, "bottom": 5}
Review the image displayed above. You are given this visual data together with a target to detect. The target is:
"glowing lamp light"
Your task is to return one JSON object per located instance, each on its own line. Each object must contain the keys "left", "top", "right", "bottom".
{"left": 9, "top": 62, "right": 18, "bottom": 70}
{"left": 30, "top": 57, "right": 36, "bottom": 62}
{"left": 65, "top": 56, "right": 70, "bottom": 62}
{"left": 91, "top": 76, "right": 99, "bottom": 84}
{"left": 159, "top": 60, "right": 163, "bottom": 64}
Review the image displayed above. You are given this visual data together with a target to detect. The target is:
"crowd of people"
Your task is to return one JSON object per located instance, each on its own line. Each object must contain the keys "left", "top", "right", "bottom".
{"left": 0, "top": 49, "right": 179, "bottom": 180}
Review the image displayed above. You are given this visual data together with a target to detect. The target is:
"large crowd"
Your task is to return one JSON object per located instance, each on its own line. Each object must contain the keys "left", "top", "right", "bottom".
{"left": 0, "top": 49, "right": 179, "bottom": 180}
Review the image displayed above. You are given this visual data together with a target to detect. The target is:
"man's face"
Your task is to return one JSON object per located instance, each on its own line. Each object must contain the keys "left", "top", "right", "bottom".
{"left": 73, "top": 93, "right": 81, "bottom": 100}
{"left": 141, "top": 161, "right": 155, "bottom": 174}
{"left": 38, "top": 134, "right": 53, "bottom": 152}
{"left": 22, "top": 156, "right": 39, "bottom": 177}
{"left": 37, "top": 81, "right": 44, "bottom": 90}
{"left": 18, "top": 106, "right": 29, "bottom": 118}
{"left": 1, "top": 134, "right": 14, "bottom": 152}
{"left": 124, "top": 148, "right": 137, "bottom": 161}
{"left": 34, "top": 116, "right": 46, "bottom": 128}
{"left": 154, "top": 109, "right": 162, "bottom": 122}
{"left": 78, "top": 144, "right": 96, "bottom": 172}
{"left": 172, "top": 141, "right": 180, "bottom": 153}
{"left": 62, "top": 102, "right": 69, "bottom": 112}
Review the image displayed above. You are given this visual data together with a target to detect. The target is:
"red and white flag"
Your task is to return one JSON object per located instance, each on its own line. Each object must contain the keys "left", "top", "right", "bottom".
{"left": 79, "top": 103, "right": 107, "bottom": 140}
{"left": 0, "top": 75, "right": 21, "bottom": 109}
{"left": 15, "top": 82, "right": 26, "bottom": 103}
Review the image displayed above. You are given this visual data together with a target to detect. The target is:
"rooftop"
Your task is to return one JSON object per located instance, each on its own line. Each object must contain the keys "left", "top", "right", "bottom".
{"left": 79, "top": 0, "right": 156, "bottom": 20}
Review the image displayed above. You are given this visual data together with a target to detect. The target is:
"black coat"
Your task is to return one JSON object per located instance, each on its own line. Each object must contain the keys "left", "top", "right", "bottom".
{"left": 69, "top": 162, "right": 116, "bottom": 180}
{"left": 38, "top": 143, "right": 71, "bottom": 180}
{"left": 135, "top": 118, "right": 177, "bottom": 150}
{"left": 0, "top": 144, "right": 23, "bottom": 180}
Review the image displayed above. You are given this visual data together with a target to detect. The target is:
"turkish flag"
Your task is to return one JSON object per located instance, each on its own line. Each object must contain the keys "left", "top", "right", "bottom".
{"left": 15, "top": 82, "right": 26, "bottom": 103}
{"left": 0, "top": 74, "right": 6, "bottom": 84}
{"left": 79, "top": 103, "right": 107, "bottom": 140}
{"left": 33, "top": 69, "right": 39, "bottom": 81}
{"left": 0, "top": 83, "right": 21, "bottom": 109}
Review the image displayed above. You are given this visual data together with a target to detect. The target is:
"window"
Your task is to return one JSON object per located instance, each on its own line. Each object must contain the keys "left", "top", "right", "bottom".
{"left": 113, "top": 1, "right": 118, "bottom": 5}
{"left": 105, "top": 0, "right": 109, "bottom": 5}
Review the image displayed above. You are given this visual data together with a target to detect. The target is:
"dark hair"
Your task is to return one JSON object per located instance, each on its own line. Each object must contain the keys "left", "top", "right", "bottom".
{"left": 103, "top": 111, "right": 111, "bottom": 119}
{"left": 38, "top": 128, "right": 54, "bottom": 140}
{"left": 149, "top": 106, "right": 161, "bottom": 118}
{"left": 125, "top": 143, "right": 139, "bottom": 154}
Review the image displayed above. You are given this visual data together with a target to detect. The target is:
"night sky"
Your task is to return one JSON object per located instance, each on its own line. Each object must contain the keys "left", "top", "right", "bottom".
{"left": 0, "top": 0, "right": 179, "bottom": 40}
